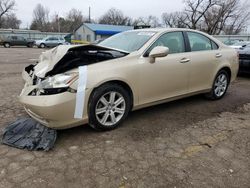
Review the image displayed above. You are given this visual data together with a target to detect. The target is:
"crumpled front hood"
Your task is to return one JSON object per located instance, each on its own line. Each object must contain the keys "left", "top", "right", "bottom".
{"left": 34, "top": 45, "right": 73, "bottom": 78}
{"left": 33, "top": 44, "right": 128, "bottom": 78}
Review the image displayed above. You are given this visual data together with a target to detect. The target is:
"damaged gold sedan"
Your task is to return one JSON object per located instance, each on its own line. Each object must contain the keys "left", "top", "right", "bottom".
{"left": 19, "top": 28, "right": 239, "bottom": 130}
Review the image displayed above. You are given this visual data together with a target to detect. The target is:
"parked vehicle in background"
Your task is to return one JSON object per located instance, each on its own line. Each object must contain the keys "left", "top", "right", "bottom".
{"left": 20, "top": 28, "right": 239, "bottom": 131}
{"left": 230, "top": 41, "right": 250, "bottom": 49}
{"left": 0, "top": 36, "right": 35, "bottom": 48}
{"left": 35, "top": 36, "right": 67, "bottom": 48}
{"left": 223, "top": 39, "right": 242, "bottom": 46}
{"left": 238, "top": 44, "right": 250, "bottom": 74}
{"left": 92, "top": 39, "right": 105, "bottom": 44}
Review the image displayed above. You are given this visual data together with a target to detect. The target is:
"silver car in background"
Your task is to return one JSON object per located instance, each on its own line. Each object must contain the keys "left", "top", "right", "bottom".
{"left": 35, "top": 36, "right": 67, "bottom": 48}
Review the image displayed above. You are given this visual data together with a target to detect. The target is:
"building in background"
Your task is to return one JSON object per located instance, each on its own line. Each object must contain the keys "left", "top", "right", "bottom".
{"left": 74, "top": 23, "right": 133, "bottom": 43}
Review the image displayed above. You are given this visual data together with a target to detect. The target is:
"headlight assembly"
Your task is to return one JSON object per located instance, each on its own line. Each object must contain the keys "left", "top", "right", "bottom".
{"left": 39, "top": 73, "right": 78, "bottom": 89}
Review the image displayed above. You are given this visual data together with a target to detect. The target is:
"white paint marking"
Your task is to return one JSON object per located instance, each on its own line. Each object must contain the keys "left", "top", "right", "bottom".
{"left": 74, "top": 66, "right": 87, "bottom": 119}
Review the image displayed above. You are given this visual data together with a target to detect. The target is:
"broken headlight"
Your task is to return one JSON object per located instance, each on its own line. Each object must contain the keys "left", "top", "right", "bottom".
{"left": 39, "top": 73, "right": 77, "bottom": 89}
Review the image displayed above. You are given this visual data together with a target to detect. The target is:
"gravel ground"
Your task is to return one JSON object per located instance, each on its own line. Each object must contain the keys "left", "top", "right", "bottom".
{"left": 0, "top": 47, "right": 250, "bottom": 188}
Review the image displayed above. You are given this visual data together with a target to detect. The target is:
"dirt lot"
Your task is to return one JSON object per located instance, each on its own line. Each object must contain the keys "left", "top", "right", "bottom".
{"left": 0, "top": 47, "right": 250, "bottom": 188}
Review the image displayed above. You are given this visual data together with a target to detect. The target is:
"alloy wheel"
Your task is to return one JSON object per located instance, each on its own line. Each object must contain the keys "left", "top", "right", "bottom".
{"left": 95, "top": 91, "right": 126, "bottom": 127}
{"left": 4, "top": 43, "right": 10, "bottom": 48}
{"left": 214, "top": 73, "right": 228, "bottom": 97}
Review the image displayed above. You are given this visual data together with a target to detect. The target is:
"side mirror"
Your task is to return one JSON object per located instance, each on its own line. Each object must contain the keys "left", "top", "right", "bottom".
{"left": 149, "top": 46, "right": 169, "bottom": 63}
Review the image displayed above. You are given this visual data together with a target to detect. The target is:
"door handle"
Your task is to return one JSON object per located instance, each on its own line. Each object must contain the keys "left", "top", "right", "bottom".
{"left": 180, "top": 58, "right": 190, "bottom": 63}
{"left": 215, "top": 53, "right": 222, "bottom": 58}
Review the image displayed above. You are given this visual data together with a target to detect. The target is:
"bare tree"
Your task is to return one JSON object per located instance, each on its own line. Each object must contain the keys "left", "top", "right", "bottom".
{"left": 134, "top": 15, "right": 161, "bottom": 28}
{"left": 66, "top": 8, "right": 86, "bottom": 31}
{"left": 0, "top": 0, "right": 16, "bottom": 27}
{"left": 1, "top": 13, "right": 20, "bottom": 28}
{"left": 99, "top": 8, "right": 132, "bottom": 25}
{"left": 49, "top": 9, "right": 87, "bottom": 32}
{"left": 183, "top": 0, "right": 216, "bottom": 29}
{"left": 30, "top": 4, "right": 50, "bottom": 31}
{"left": 224, "top": 3, "right": 250, "bottom": 34}
{"left": 162, "top": 12, "right": 187, "bottom": 28}
{"left": 162, "top": 0, "right": 250, "bottom": 34}
{"left": 203, "top": 0, "right": 250, "bottom": 34}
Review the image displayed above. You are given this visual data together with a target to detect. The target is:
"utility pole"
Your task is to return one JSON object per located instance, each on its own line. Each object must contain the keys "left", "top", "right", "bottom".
{"left": 88, "top": 6, "right": 91, "bottom": 23}
{"left": 57, "top": 14, "right": 60, "bottom": 32}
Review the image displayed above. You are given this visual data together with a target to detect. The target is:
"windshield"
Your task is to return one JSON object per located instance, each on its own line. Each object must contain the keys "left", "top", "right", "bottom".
{"left": 99, "top": 31, "right": 156, "bottom": 53}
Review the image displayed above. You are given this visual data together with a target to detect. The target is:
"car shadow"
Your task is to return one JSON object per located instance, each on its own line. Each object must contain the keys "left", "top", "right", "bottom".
{"left": 55, "top": 77, "right": 250, "bottom": 147}
{"left": 238, "top": 73, "right": 250, "bottom": 79}
{"left": 55, "top": 94, "right": 229, "bottom": 146}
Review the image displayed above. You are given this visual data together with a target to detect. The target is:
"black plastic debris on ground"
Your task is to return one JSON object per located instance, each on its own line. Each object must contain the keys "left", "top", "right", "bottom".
{"left": 2, "top": 118, "right": 57, "bottom": 151}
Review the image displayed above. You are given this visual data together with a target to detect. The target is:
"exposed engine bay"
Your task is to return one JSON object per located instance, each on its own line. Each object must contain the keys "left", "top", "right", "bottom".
{"left": 25, "top": 44, "right": 128, "bottom": 79}
{"left": 46, "top": 45, "right": 128, "bottom": 76}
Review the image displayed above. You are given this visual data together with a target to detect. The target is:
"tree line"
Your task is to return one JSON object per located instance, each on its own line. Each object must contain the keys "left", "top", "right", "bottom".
{"left": 0, "top": 0, "right": 249, "bottom": 35}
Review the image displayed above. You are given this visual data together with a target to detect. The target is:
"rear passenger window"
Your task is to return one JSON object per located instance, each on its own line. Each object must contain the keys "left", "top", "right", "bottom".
{"left": 187, "top": 32, "right": 214, "bottom": 51}
{"left": 51, "top": 37, "right": 58, "bottom": 41}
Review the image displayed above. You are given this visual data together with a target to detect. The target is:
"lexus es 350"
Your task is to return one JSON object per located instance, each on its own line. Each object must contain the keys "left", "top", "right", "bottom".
{"left": 19, "top": 28, "right": 239, "bottom": 130}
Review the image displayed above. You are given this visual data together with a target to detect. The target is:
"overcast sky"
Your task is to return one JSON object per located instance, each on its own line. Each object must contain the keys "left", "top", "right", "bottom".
{"left": 15, "top": 0, "right": 184, "bottom": 28}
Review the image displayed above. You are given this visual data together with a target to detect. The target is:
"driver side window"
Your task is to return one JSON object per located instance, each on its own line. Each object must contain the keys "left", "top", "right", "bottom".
{"left": 145, "top": 32, "right": 185, "bottom": 56}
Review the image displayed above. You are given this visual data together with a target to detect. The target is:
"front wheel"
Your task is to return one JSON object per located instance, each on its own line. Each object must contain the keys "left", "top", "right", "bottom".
{"left": 205, "top": 70, "right": 230, "bottom": 100}
{"left": 4, "top": 43, "right": 10, "bottom": 48}
{"left": 88, "top": 83, "right": 131, "bottom": 131}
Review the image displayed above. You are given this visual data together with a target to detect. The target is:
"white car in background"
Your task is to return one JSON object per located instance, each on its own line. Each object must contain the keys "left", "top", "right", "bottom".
{"left": 230, "top": 41, "right": 250, "bottom": 49}
{"left": 35, "top": 36, "right": 67, "bottom": 48}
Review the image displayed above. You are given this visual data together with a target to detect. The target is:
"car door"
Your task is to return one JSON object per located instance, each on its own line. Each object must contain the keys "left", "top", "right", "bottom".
{"left": 10, "top": 36, "right": 18, "bottom": 45}
{"left": 51, "top": 37, "right": 59, "bottom": 47}
{"left": 16, "top": 36, "right": 26, "bottom": 46}
{"left": 138, "top": 31, "right": 190, "bottom": 105}
{"left": 184, "top": 32, "right": 221, "bottom": 92}
{"left": 59, "top": 37, "right": 65, "bottom": 44}
{"left": 45, "top": 37, "right": 53, "bottom": 47}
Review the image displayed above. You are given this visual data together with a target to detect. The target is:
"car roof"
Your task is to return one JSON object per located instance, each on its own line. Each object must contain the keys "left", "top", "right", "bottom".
{"left": 126, "top": 28, "right": 200, "bottom": 33}
{"left": 125, "top": 28, "right": 213, "bottom": 37}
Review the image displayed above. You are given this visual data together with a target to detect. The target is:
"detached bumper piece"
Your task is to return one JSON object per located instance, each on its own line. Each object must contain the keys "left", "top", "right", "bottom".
{"left": 2, "top": 118, "right": 57, "bottom": 151}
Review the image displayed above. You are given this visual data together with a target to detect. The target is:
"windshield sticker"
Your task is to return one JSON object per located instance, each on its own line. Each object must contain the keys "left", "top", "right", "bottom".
{"left": 137, "top": 32, "right": 155, "bottom": 36}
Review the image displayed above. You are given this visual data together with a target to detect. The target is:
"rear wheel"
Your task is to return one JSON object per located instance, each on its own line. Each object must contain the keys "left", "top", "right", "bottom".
{"left": 4, "top": 43, "right": 10, "bottom": 48}
{"left": 205, "top": 70, "right": 229, "bottom": 100}
{"left": 88, "top": 83, "right": 131, "bottom": 131}
{"left": 27, "top": 43, "right": 34, "bottom": 48}
{"left": 40, "top": 43, "right": 45, "bottom": 48}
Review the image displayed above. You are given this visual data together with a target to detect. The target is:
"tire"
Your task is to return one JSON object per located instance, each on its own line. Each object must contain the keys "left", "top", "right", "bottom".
{"left": 4, "top": 43, "right": 10, "bottom": 48}
{"left": 27, "top": 43, "right": 34, "bottom": 48}
{"left": 88, "top": 83, "right": 131, "bottom": 131}
{"left": 40, "top": 43, "right": 45, "bottom": 48}
{"left": 205, "top": 70, "right": 230, "bottom": 100}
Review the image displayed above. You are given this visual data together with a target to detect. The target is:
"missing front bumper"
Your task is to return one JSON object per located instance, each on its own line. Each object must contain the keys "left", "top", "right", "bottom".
{"left": 2, "top": 118, "right": 57, "bottom": 151}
